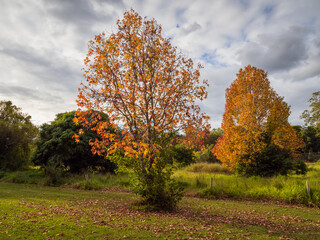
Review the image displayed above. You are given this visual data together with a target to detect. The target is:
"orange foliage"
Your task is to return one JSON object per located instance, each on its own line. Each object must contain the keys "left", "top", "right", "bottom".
{"left": 74, "top": 10, "right": 210, "bottom": 172}
{"left": 212, "top": 65, "right": 304, "bottom": 170}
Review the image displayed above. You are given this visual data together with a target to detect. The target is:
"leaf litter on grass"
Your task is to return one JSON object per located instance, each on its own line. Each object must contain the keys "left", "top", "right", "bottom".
{"left": 10, "top": 197, "right": 319, "bottom": 239}
{"left": 1, "top": 183, "right": 320, "bottom": 239}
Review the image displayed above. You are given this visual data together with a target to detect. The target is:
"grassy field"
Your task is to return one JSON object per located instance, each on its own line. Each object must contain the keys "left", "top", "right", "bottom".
{"left": 1, "top": 182, "right": 320, "bottom": 239}
{"left": 174, "top": 162, "right": 320, "bottom": 207}
{"left": 1, "top": 161, "right": 320, "bottom": 208}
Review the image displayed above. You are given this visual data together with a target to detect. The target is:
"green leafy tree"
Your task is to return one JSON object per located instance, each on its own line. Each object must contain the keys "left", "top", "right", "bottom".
{"left": 206, "top": 128, "right": 223, "bottom": 146}
{"left": 173, "top": 144, "right": 195, "bottom": 166}
{"left": 301, "top": 91, "right": 320, "bottom": 129}
{"left": 31, "top": 111, "right": 116, "bottom": 173}
{"left": 293, "top": 125, "right": 320, "bottom": 161}
{"left": 0, "top": 100, "right": 38, "bottom": 171}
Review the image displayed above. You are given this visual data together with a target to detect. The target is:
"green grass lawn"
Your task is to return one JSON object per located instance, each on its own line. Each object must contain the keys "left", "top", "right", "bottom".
{"left": 1, "top": 182, "right": 320, "bottom": 239}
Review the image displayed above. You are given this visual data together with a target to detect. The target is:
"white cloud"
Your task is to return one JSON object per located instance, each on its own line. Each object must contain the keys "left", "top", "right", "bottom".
{"left": 0, "top": 0, "right": 319, "bottom": 128}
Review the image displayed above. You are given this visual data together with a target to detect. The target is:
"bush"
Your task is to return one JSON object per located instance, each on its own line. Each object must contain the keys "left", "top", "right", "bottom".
{"left": 294, "top": 160, "right": 307, "bottom": 175}
{"left": 44, "top": 162, "right": 64, "bottom": 186}
{"left": 124, "top": 148, "right": 184, "bottom": 211}
{"left": 173, "top": 144, "right": 195, "bottom": 166}
{"left": 130, "top": 167, "right": 184, "bottom": 211}
{"left": 194, "top": 145, "right": 219, "bottom": 163}
{"left": 236, "top": 145, "right": 299, "bottom": 177}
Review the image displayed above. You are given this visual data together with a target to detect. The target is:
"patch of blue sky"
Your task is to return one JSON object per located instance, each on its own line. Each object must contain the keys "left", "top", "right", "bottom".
{"left": 201, "top": 52, "right": 228, "bottom": 68}
{"left": 263, "top": 5, "right": 274, "bottom": 16}
{"left": 263, "top": 5, "right": 274, "bottom": 21}
{"left": 222, "top": 35, "right": 234, "bottom": 48}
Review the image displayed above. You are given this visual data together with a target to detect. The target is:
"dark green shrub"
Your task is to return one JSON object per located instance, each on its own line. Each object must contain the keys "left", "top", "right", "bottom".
{"left": 111, "top": 145, "right": 184, "bottom": 211}
{"left": 44, "top": 161, "right": 64, "bottom": 186}
{"left": 131, "top": 167, "right": 184, "bottom": 211}
{"left": 294, "top": 160, "right": 307, "bottom": 175}
{"left": 199, "top": 187, "right": 221, "bottom": 199}
{"left": 125, "top": 148, "right": 184, "bottom": 211}
{"left": 195, "top": 177, "right": 207, "bottom": 188}
{"left": 236, "top": 145, "right": 295, "bottom": 177}
{"left": 173, "top": 144, "right": 195, "bottom": 166}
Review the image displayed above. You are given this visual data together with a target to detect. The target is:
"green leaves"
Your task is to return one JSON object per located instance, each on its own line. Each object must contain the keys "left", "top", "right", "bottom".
{"left": 0, "top": 100, "right": 38, "bottom": 171}
{"left": 31, "top": 111, "right": 116, "bottom": 174}
{"left": 301, "top": 91, "right": 320, "bottom": 129}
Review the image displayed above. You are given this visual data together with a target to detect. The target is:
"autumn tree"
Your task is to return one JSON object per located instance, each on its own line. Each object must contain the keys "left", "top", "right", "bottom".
{"left": 212, "top": 65, "right": 304, "bottom": 176}
{"left": 74, "top": 10, "right": 210, "bottom": 210}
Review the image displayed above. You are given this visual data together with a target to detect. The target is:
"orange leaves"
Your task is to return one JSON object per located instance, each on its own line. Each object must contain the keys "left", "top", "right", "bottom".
{"left": 73, "top": 117, "right": 79, "bottom": 126}
{"left": 75, "top": 9, "right": 210, "bottom": 174}
{"left": 73, "top": 133, "right": 80, "bottom": 143}
{"left": 213, "top": 65, "right": 304, "bottom": 170}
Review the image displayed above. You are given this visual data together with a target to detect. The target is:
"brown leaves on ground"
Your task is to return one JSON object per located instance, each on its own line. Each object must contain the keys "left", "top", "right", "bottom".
{"left": 16, "top": 194, "right": 320, "bottom": 240}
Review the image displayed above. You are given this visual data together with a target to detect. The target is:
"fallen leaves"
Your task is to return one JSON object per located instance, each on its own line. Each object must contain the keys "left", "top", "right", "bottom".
{"left": 1, "top": 190, "right": 319, "bottom": 239}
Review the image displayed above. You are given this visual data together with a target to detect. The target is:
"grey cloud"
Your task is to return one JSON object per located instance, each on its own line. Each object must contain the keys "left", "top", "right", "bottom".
{"left": 0, "top": 46, "right": 51, "bottom": 68}
{"left": 49, "top": 66, "right": 82, "bottom": 92}
{"left": 1, "top": 0, "right": 319, "bottom": 127}
{"left": 45, "top": 0, "right": 118, "bottom": 37}
{"left": 237, "top": 26, "right": 310, "bottom": 72}
{"left": 47, "top": 0, "right": 101, "bottom": 23}
{"left": 0, "top": 83, "right": 73, "bottom": 125}
{"left": 0, "top": 44, "right": 81, "bottom": 92}
{"left": 0, "top": 85, "right": 63, "bottom": 104}
{"left": 200, "top": 65, "right": 239, "bottom": 128}
{"left": 290, "top": 58, "right": 320, "bottom": 80}
{"left": 0, "top": 86, "right": 40, "bottom": 100}
{"left": 181, "top": 22, "right": 201, "bottom": 34}
{"left": 96, "top": 0, "right": 125, "bottom": 7}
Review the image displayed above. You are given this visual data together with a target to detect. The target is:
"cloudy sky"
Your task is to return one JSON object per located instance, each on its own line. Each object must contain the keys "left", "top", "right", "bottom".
{"left": 0, "top": 0, "right": 319, "bottom": 128}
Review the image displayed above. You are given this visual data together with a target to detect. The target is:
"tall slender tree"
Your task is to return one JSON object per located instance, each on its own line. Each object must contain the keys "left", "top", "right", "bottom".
{"left": 301, "top": 91, "right": 320, "bottom": 130}
{"left": 213, "top": 65, "right": 304, "bottom": 175}
{"left": 74, "top": 10, "right": 210, "bottom": 209}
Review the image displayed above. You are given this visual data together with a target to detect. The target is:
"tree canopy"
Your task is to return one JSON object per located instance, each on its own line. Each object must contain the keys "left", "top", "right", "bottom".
{"left": 301, "top": 91, "right": 320, "bottom": 130}
{"left": 74, "top": 9, "right": 210, "bottom": 209}
{"left": 32, "top": 111, "right": 115, "bottom": 173}
{"left": 0, "top": 100, "right": 38, "bottom": 171}
{"left": 212, "top": 65, "right": 304, "bottom": 175}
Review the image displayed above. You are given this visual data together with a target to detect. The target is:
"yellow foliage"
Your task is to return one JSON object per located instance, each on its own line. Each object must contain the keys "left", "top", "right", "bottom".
{"left": 213, "top": 65, "right": 304, "bottom": 171}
